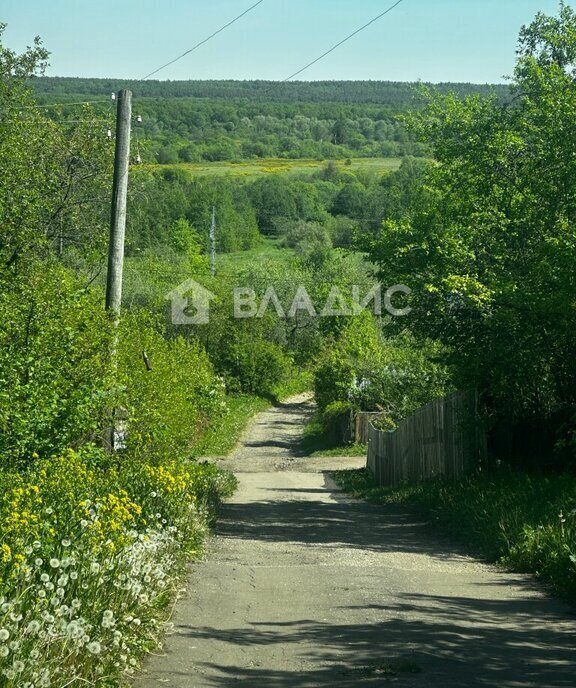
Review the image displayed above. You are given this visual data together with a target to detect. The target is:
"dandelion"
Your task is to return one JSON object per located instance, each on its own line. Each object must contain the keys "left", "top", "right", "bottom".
{"left": 26, "top": 620, "right": 41, "bottom": 634}
{"left": 61, "top": 539, "right": 71, "bottom": 547}
{"left": 90, "top": 562, "right": 100, "bottom": 574}
{"left": 8, "top": 640, "right": 20, "bottom": 651}
{"left": 66, "top": 622, "right": 83, "bottom": 639}
{"left": 0, "top": 647, "right": 9, "bottom": 658}
{"left": 40, "top": 573, "right": 50, "bottom": 583}
{"left": 13, "top": 660, "right": 24, "bottom": 672}
{"left": 0, "top": 629, "right": 9, "bottom": 641}
{"left": 49, "top": 558, "right": 60, "bottom": 568}
{"left": 87, "top": 641, "right": 101, "bottom": 655}
{"left": 34, "top": 558, "right": 43, "bottom": 567}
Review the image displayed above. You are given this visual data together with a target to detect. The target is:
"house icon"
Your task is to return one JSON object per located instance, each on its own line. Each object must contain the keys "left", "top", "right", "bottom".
{"left": 165, "top": 279, "right": 216, "bottom": 325}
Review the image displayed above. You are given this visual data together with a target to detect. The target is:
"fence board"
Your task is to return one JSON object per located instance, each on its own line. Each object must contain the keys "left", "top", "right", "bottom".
{"left": 366, "top": 390, "right": 484, "bottom": 486}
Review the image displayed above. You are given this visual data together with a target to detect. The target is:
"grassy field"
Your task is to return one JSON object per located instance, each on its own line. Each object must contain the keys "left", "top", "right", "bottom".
{"left": 142, "top": 157, "right": 403, "bottom": 179}
{"left": 216, "top": 237, "right": 296, "bottom": 276}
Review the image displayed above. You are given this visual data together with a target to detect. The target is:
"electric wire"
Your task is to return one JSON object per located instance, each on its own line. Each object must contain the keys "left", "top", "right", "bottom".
{"left": 278, "top": 0, "right": 407, "bottom": 84}
{"left": 141, "top": 0, "right": 266, "bottom": 81}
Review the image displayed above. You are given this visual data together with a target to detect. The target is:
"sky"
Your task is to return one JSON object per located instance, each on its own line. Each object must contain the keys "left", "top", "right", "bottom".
{"left": 0, "top": 0, "right": 566, "bottom": 83}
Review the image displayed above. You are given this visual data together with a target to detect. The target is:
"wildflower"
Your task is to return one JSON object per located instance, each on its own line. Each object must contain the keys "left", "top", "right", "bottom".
{"left": 0, "top": 629, "right": 9, "bottom": 641}
{"left": 40, "top": 573, "right": 50, "bottom": 583}
{"left": 61, "top": 539, "right": 71, "bottom": 547}
{"left": 49, "top": 558, "right": 60, "bottom": 568}
{"left": 66, "top": 622, "right": 83, "bottom": 639}
{"left": 13, "top": 660, "right": 24, "bottom": 673}
{"left": 26, "top": 620, "right": 41, "bottom": 634}
{"left": 87, "top": 641, "right": 101, "bottom": 655}
{"left": 34, "top": 558, "right": 43, "bottom": 567}
{"left": 0, "top": 647, "right": 9, "bottom": 658}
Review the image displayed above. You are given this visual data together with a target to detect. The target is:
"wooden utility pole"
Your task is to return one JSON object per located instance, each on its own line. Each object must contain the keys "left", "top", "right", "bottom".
{"left": 104, "top": 90, "right": 132, "bottom": 452}
{"left": 106, "top": 89, "right": 132, "bottom": 315}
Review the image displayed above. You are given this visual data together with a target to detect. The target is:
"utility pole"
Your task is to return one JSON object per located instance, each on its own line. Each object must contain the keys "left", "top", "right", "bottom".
{"left": 106, "top": 89, "right": 132, "bottom": 315}
{"left": 210, "top": 205, "right": 216, "bottom": 278}
{"left": 104, "top": 89, "right": 132, "bottom": 452}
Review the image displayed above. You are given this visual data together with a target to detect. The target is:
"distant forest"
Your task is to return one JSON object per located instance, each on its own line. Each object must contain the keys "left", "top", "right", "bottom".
{"left": 33, "top": 77, "right": 510, "bottom": 105}
{"left": 31, "top": 78, "right": 511, "bottom": 163}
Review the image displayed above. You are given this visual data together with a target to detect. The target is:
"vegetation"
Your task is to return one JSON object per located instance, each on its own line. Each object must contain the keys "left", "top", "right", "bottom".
{"left": 31, "top": 78, "right": 510, "bottom": 166}
{"left": 333, "top": 467, "right": 576, "bottom": 601}
{"left": 359, "top": 2, "right": 576, "bottom": 464}
{"left": 3, "top": 3, "right": 576, "bottom": 682}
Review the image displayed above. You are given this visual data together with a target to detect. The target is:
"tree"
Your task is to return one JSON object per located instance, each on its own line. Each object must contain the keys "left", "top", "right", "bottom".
{"left": 364, "top": 4, "right": 576, "bottom": 426}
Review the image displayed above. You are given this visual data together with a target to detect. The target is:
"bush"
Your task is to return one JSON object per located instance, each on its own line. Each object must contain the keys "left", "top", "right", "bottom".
{"left": 225, "top": 338, "right": 292, "bottom": 397}
{"left": 118, "top": 311, "right": 228, "bottom": 462}
{"left": 0, "top": 264, "right": 113, "bottom": 468}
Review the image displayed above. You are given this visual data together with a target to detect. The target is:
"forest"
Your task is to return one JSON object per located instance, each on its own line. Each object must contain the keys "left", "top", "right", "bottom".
{"left": 31, "top": 77, "right": 510, "bottom": 162}
{"left": 1, "top": 2, "right": 576, "bottom": 685}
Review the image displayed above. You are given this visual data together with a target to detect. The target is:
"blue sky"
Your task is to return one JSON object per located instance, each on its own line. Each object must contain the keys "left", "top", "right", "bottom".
{"left": 1, "top": 0, "right": 566, "bottom": 82}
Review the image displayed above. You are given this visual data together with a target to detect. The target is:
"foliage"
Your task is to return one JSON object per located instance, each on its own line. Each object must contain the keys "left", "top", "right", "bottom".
{"left": 302, "top": 401, "right": 355, "bottom": 453}
{"left": 333, "top": 466, "right": 576, "bottom": 601}
{"left": 0, "top": 26, "right": 113, "bottom": 276}
{"left": 313, "top": 314, "right": 450, "bottom": 422}
{"left": 0, "top": 447, "right": 236, "bottom": 685}
{"left": 117, "top": 312, "right": 229, "bottom": 462}
{"left": 0, "top": 263, "right": 113, "bottom": 468}
{"left": 362, "top": 4, "right": 576, "bottom": 431}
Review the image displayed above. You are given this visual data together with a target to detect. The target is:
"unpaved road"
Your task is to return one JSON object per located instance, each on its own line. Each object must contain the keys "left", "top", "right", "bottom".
{"left": 136, "top": 395, "right": 576, "bottom": 687}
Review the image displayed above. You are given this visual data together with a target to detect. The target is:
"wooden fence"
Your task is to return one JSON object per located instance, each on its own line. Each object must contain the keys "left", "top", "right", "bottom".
{"left": 366, "top": 391, "right": 485, "bottom": 486}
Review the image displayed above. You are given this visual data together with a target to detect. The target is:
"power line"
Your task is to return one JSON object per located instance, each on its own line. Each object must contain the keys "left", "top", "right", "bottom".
{"left": 14, "top": 99, "right": 111, "bottom": 110}
{"left": 279, "top": 0, "right": 407, "bottom": 83}
{"left": 141, "top": 0, "right": 266, "bottom": 81}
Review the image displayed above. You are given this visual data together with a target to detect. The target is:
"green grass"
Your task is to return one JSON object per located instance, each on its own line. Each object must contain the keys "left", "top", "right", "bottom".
{"left": 308, "top": 444, "right": 367, "bottom": 457}
{"left": 332, "top": 466, "right": 576, "bottom": 601}
{"left": 143, "top": 157, "right": 403, "bottom": 179}
{"left": 301, "top": 405, "right": 367, "bottom": 457}
{"left": 194, "top": 394, "right": 271, "bottom": 456}
{"left": 217, "top": 237, "right": 296, "bottom": 276}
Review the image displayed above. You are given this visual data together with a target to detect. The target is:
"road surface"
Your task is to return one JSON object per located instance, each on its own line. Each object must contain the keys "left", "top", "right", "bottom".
{"left": 135, "top": 394, "right": 576, "bottom": 687}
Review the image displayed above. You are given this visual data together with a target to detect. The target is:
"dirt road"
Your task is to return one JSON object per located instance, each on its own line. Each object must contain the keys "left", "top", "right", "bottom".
{"left": 135, "top": 395, "right": 576, "bottom": 687}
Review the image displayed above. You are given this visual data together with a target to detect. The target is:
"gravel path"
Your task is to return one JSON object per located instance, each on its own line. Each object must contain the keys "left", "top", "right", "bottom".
{"left": 135, "top": 394, "right": 576, "bottom": 687}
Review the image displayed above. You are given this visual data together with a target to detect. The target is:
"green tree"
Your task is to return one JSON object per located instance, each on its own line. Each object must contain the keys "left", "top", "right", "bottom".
{"left": 365, "top": 3, "right": 576, "bottom": 425}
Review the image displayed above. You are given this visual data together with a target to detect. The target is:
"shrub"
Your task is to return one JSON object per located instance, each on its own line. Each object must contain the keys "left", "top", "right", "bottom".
{"left": 118, "top": 311, "right": 228, "bottom": 462}
{"left": 0, "top": 264, "right": 113, "bottom": 468}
